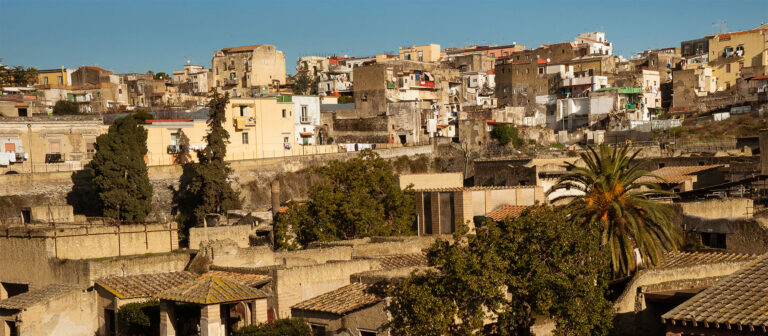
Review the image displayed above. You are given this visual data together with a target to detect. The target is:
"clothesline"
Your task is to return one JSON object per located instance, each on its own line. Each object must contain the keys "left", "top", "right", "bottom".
{"left": 338, "top": 143, "right": 376, "bottom": 152}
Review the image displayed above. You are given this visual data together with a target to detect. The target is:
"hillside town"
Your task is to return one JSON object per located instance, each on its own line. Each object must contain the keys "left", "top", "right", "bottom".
{"left": 2, "top": 16, "right": 768, "bottom": 336}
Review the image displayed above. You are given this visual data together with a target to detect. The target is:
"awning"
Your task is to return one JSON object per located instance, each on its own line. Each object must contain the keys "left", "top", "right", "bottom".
{"left": 300, "top": 132, "right": 313, "bottom": 137}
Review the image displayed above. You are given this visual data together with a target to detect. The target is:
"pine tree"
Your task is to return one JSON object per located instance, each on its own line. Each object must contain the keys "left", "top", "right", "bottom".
{"left": 90, "top": 114, "right": 153, "bottom": 221}
{"left": 180, "top": 91, "right": 241, "bottom": 226}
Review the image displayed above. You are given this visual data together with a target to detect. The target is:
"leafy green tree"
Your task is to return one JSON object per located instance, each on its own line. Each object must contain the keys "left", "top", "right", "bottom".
{"left": 275, "top": 150, "right": 415, "bottom": 248}
{"left": 91, "top": 114, "right": 153, "bottom": 221}
{"left": 117, "top": 301, "right": 160, "bottom": 336}
{"left": 294, "top": 73, "right": 312, "bottom": 95}
{"left": 337, "top": 95, "right": 354, "bottom": 104}
{"left": 0, "top": 65, "right": 38, "bottom": 86}
{"left": 547, "top": 145, "right": 680, "bottom": 277}
{"left": 52, "top": 100, "right": 81, "bottom": 115}
{"left": 388, "top": 206, "right": 614, "bottom": 336}
{"left": 132, "top": 109, "right": 153, "bottom": 124}
{"left": 490, "top": 124, "right": 523, "bottom": 147}
{"left": 233, "top": 319, "right": 311, "bottom": 336}
{"left": 177, "top": 91, "right": 241, "bottom": 227}
{"left": 153, "top": 72, "right": 171, "bottom": 80}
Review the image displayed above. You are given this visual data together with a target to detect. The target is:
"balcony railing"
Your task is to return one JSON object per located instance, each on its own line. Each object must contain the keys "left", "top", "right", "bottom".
{"left": 167, "top": 145, "right": 182, "bottom": 154}
{"left": 223, "top": 79, "right": 237, "bottom": 86}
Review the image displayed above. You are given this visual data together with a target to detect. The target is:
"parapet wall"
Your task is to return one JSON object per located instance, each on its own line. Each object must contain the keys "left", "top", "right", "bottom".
{"left": 0, "top": 223, "right": 178, "bottom": 260}
{"left": 189, "top": 225, "right": 259, "bottom": 250}
{"left": 678, "top": 198, "right": 753, "bottom": 219}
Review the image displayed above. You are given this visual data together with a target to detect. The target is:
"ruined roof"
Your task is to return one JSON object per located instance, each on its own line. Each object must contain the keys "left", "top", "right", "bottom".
{"left": 367, "top": 253, "right": 428, "bottom": 270}
{"left": 221, "top": 45, "right": 268, "bottom": 53}
{"left": 486, "top": 205, "right": 530, "bottom": 222}
{"left": 0, "top": 284, "right": 82, "bottom": 310}
{"left": 413, "top": 185, "right": 535, "bottom": 192}
{"left": 202, "top": 270, "right": 271, "bottom": 287}
{"left": 662, "top": 255, "right": 768, "bottom": 330}
{"left": 658, "top": 251, "right": 758, "bottom": 269}
{"left": 638, "top": 165, "right": 722, "bottom": 184}
{"left": 96, "top": 271, "right": 199, "bottom": 299}
{"left": 156, "top": 276, "right": 268, "bottom": 304}
{"left": 291, "top": 283, "right": 383, "bottom": 315}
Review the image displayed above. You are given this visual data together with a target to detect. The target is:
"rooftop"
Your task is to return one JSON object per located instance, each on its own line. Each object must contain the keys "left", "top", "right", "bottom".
{"left": 365, "top": 253, "right": 428, "bottom": 271}
{"left": 662, "top": 255, "right": 768, "bottom": 331}
{"left": 413, "top": 185, "right": 536, "bottom": 192}
{"left": 638, "top": 165, "right": 722, "bottom": 184}
{"left": 202, "top": 270, "right": 271, "bottom": 287}
{"left": 0, "top": 284, "right": 82, "bottom": 310}
{"left": 221, "top": 44, "right": 269, "bottom": 53}
{"left": 486, "top": 205, "right": 530, "bottom": 222}
{"left": 657, "top": 251, "right": 758, "bottom": 269}
{"left": 156, "top": 276, "right": 268, "bottom": 305}
{"left": 96, "top": 271, "right": 199, "bottom": 299}
{"left": 291, "top": 283, "right": 383, "bottom": 315}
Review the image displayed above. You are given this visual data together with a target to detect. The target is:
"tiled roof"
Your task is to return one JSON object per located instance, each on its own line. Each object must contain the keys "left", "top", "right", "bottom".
{"left": 156, "top": 276, "right": 268, "bottom": 304}
{"left": 203, "top": 271, "right": 271, "bottom": 287}
{"left": 486, "top": 205, "right": 529, "bottom": 221}
{"left": 368, "top": 253, "right": 428, "bottom": 270}
{"left": 291, "top": 283, "right": 382, "bottom": 315}
{"left": 638, "top": 165, "right": 722, "bottom": 184}
{"left": 96, "top": 271, "right": 199, "bottom": 299}
{"left": 658, "top": 251, "right": 758, "bottom": 269}
{"left": 413, "top": 185, "right": 535, "bottom": 192}
{"left": 0, "top": 284, "right": 82, "bottom": 310}
{"left": 662, "top": 255, "right": 768, "bottom": 330}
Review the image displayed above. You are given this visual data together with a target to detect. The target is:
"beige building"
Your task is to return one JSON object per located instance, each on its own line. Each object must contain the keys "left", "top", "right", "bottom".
{"left": 211, "top": 45, "right": 286, "bottom": 97}
{"left": 672, "top": 65, "right": 717, "bottom": 108}
{"left": 398, "top": 44, "right": 441, "bottom": 62}
{"left": 708, "top": 27, "right": 768, "bottom": 90}
{"left": 145, "top": 97, "right": 314, "bottom": 166}
{"left": 0, "top": 116, "right": 104, "bottom": 174}
{"left": 172, "top": 64, "right": 210, "bottom": 95}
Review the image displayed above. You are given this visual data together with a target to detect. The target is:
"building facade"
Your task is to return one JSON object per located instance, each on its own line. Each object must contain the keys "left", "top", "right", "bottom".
{"left": 211, "top": 45, "right": 286, "bottom": 97}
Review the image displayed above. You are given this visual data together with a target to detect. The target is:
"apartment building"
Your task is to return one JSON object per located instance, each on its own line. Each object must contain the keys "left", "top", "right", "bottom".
{"left": 708, "top": 27, "right": 768, "bottom": 90}
{"left": 211, "top": 45, "right": 286, "bottom": 97}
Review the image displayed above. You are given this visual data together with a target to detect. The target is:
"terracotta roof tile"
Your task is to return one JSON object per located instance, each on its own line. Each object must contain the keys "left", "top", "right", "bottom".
{"left": 222, "top": 45, "right": 267, "bottom": 53}
{"left": 97, "top": 271, "right": 199, "bottom": 299}
{"left": 657, "top": 251, "right": 758, "bottom": 269}
{"left": 638, "top": 165, "right": 722, "bottom": 184}
{"left": 203, "top": 271, "right": 270, "bottom": 287}
{"left": 0, "top": 284, "right": 82, "bottom": 310}
{"left": 662, "top": 254, "right": 768, "bottom": 329}
{"left": 413, "top": 185, "right": 536, "bottom": 192}
{"left": 486, "top": 205, "right": 530, "bottom": 221}
{"left": 291, "top": 283, "right": 382, "bottom": 315}
{"left": 156, "top": 276, "right": 268, "bottom": 304}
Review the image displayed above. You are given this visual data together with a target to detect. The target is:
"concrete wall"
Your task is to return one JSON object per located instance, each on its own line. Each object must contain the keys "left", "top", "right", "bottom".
{"left": 271, "top": 260, "right": 379, "bottom": 318}
{"left": 678, "top": 198, "right": 753, "bottom": 219}
{"left": 189, "top": 225, "right": 260, "bottom": 250}
{"left": 292, "top": 301, "right": 389, "bottom": 335}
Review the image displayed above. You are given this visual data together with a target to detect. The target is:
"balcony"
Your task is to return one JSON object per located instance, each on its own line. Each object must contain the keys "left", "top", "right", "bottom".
{"left": 233, "top": 116, "right": 246, "bottom": 130}
{"left": 223, "top": 79, "right": 237, "bottom": 86}
{"left": 167, "top": 145, "right": 182, "bottom": 154}
{"left": 45, "top": 153, "right": 63, "bottom": 163}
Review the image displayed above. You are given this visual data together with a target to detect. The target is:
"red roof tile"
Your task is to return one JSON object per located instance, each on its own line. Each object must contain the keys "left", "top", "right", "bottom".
{"left": 291, "top": 283, "right": 382, "bottom": 315}
{"left": 486, "top": 205, "right": 529, "bottom": 221}
{"left": 638, "top": 165, "right": 722, "bottom": 184}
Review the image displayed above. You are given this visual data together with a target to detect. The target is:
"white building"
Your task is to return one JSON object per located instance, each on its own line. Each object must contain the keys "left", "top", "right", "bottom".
{"left": 575, "top": 32, "right": 613, "bottom": 56}
{"left": 291, "top": 95, "right": 322, "bottom": 145}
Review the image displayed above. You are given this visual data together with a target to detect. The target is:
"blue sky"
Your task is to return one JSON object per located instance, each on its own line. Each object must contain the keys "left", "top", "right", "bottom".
{"left": 1, "top": 0, "right": 766, "bottom": 75}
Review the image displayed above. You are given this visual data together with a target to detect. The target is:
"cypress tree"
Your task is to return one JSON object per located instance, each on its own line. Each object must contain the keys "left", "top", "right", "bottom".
{"left": 185, "top": 91, "right": 241, "bottom": 226}
{"left": 91, "top": 114, "right": 153, "bottom": 221}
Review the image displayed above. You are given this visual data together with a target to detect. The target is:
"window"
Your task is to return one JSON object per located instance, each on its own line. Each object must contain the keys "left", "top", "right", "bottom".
{"left": 360, "top": 331, "right": 377, "bottom": 336}
{"left": 538, "top": 67, "right": 544, "bottom": 74}
{"left": 43, "top": 77, "right": 49, "bottom": 85}
{"left": 490, "top": 53, "right": 495, "bottom": 58}
{"left": 239, "top": 105, "right": 248, "bottom": 117}
{"left": 310, "top": 324, "right": 326, "bottom": 336}
{"left": 739, "top": 62, "right": 744, "bottom": 71}
{"left": 57, "top": 76, "right": 63, "bottom": 84}
{"left": 283, "top": 137, "right": 289, "bottom": 144}
{"left": 503, "top": 51, "right": 509, "bottom": 56}
{"left": 230, "top": 72, "right": 236, "bottom": 80}
{"left": 86, "top": 142, "right": 95, "bottom": 153}
{"left": 418, "top": 51, "right": 423, "bottom": 62}
{"left": 49, "top": 141, "right": 61, "bottom": 153}
{"left": 701, "top": 232, "right": 726, "bottom": 249}
{"left": 242, "top": 132, "right": 249, "bottom": 144}
{"left": 726, "top": 63, "right": 731, "bottom": 73}
{"left": 282, "top": 109, "right": 286, "bottom": 118}
{"left": 404, "top": 53, "right": 411, "bottom": 60}
{"left": 300, "top": 105, "right": 309, "bottom": 123}
{"left": 735, "top": 45, "right": 744, "bottom": 57}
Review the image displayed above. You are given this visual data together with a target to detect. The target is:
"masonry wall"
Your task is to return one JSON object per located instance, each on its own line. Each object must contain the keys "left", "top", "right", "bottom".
{"left": 189, "top": 225, "right": 260, "bottom": 250}
{"left": 272, "top": 260, "right": 379, "bottom": 318}
{"left": 398, "top": 172, "right": 463, "bottom": 190}
{"left": 678, "top": 198, "right": 753, "bottom": 219}
{"left": 16, "top": 288, "right": 98, "bottom": 336}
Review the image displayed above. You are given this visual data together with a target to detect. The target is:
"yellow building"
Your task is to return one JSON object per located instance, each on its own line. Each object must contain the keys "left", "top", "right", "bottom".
{"left": 398, "top": 44, "right": 441, "bottom": 62}
{"left": 144, "top": 97, "right": 302, "bottom": 166}
{"left": 708, "top": 27, "right": 768, "bottom": 90}
{"left": 35, "top": 68, "right": 73, "bottom": 88}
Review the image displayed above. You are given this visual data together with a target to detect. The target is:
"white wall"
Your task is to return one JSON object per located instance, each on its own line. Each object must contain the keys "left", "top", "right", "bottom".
{"left": 292, "top": 96, "right": 321, "bottom": 145}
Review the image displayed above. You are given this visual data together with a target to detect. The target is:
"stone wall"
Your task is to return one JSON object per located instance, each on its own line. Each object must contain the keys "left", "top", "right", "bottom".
{"left": 15, "top": 288, "right": 98, "bottom": 336}
{"left": 188, "top": 225, "right": 260, "bottom": 250}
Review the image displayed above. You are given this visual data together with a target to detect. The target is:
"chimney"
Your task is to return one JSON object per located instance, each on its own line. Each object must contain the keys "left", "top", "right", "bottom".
{"left": 271, "top": 179, "right": 281, "bottom": 219}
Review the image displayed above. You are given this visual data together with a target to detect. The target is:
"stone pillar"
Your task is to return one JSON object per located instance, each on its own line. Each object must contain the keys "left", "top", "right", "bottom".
{"left": 200, "top": 304, "right": 222, "bottom": 336}
{"left": 430, "top": 192, "right": 440, "bottom": 234}
{"left": 159, "top": 301, "right": 176, "bottom": 336}
{"left": 252, "top": 298, "right": 269, "bottom": 324}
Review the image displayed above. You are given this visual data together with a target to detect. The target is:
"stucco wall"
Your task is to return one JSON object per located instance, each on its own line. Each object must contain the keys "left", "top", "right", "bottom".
{"left": 678, "top": 198, "right": 753, "bottom": 219}
{"left": 398, "top": 172, "right": 463, "bottom": 190}
{"left": 189, "top": 225, "right": 259, "bottom": 250}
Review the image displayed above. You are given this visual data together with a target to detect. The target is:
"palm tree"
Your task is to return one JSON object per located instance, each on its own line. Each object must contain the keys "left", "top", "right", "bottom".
{"left": 547, "top": 145, "right": 680, "bottom": 277}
